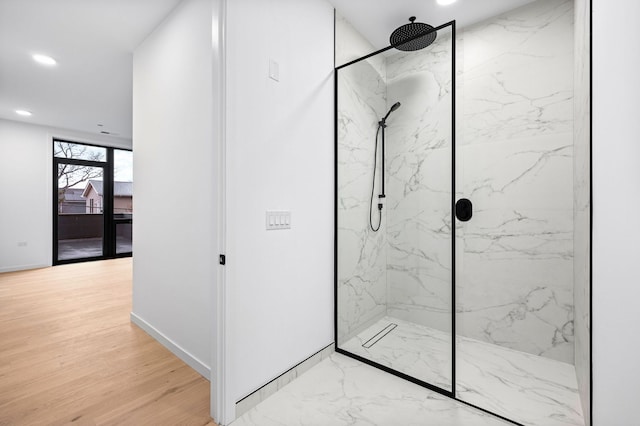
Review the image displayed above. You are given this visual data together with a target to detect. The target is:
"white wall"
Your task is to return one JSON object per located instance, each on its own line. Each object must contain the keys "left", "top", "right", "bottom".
{"left": 225, "top": 0, "right": 334, "bottom": 403}
{"left": 132, "top": 0, "right": 216, "bottom": 377}
{"left": 0, "top": 118, "right": 131, "bottom": 273}
{"left": 593, "top": 0, "right": 640, "bottom": 424}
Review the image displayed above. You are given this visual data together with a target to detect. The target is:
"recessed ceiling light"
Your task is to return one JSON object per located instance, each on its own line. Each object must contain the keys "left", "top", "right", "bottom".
{"left": 32, "top": 54, "right": 57, "bottom": 66}
{"left": 16, "top": 110, "right": 32, "bottom": 117}
{"left": 437, "top": 0, "right": 457, "bottom": 5}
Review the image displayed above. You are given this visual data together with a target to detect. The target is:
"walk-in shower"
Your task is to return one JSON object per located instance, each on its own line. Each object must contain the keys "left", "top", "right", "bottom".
{"left": 335, "top": 1, "right": 590, "bottom": 425}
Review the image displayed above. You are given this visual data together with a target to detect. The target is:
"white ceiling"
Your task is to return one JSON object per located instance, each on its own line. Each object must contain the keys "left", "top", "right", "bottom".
{"left": 328, "top": 0, "right": 538, "bottom": 50}
{"left": 1, "top": 0, "right": 539, "bottom": 140}
{"left": 0, "top": 0, "right": 182, "bottom": 140}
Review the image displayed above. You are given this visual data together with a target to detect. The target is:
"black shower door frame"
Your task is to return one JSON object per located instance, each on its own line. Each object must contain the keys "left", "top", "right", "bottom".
{"left": 333, "top": 17, "right": 458, "bottom": 395}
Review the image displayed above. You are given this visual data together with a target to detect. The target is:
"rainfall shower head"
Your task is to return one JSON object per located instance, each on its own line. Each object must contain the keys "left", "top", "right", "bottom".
{"left": 390, "top": 17, "right": 437, "bottom": 51}
{"left": 381, "top": 102, "right": 402, "bottom": 123}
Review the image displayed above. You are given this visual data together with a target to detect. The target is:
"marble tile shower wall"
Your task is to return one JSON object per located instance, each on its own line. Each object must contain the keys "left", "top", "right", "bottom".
{"left": 380, "top": 0, "right": 576, "bottom": 363}
{"left": 336, "top": 15, "right": 389, "bottom": 343}
{"left": 573, "top": 0, "right": 590, "bottom": 422}
{"left": 456, "top": 0, "right": 575, "bottom": 363}
{"left": 385, "top": 33, "right": 454, "bottom": 332}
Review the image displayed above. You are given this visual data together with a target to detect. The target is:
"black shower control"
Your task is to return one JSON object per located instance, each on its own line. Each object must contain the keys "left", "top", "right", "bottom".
{"left": 455, "top": 198, "right": 473, "bottom": 222}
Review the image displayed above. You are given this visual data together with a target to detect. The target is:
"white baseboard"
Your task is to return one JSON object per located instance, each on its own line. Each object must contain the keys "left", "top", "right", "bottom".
{"left": 130, "top": 312, "right": 211, "bottom": 380}
{"left": 0, "top": 263, "right": 50, "bottom": 273}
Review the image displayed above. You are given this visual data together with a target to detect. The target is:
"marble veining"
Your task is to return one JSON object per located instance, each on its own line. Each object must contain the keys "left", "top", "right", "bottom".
{"left": 384, "top": 31, "right": 454, "bottom": 333}
{"left": 231, "top": 353, "right": 509, "bottom": 426}
{"left": 458, "top": 337, "right": 583, "bottom": 426}
{"left": 341, "top": 316, "right": 452, "bottom": 391}
{"left": 456, "top": 0, "right": 575, "bottom": 364}
{"left": 339, "top": 316, "right": 583, "bottom": 426}
{"left": 336, "top": 16, "right": 388, "bottom": 343}
{"left": 461, "top": 0, "right": 574, "bottom": 146}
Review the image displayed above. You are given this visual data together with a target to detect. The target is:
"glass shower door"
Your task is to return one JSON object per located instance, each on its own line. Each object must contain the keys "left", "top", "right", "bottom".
{"left": 455, "top": 104, "right": 579, "bottom": 426}
{"left": 454, "top": 1, "right": 584, "bottom": 424}
{"left": 336, "top": 22, "right": 456, "bottom": 394}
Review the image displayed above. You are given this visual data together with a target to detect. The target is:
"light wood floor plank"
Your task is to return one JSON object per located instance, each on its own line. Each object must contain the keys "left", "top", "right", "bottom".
{"left": 0, "top": 258, "right": 216, "bottom": 425}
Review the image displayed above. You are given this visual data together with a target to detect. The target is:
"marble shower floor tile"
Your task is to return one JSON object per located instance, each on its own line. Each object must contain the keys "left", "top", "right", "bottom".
{"left": 340, "top": 316, "right": 584, "bottom": 426}
{"left": 457, "top": 337, "right": 584, "bottom": 426}
{"left": 341, "top": 316, "right": 453, "bottom": 390}
{"left": 231, "top": 353, "right": 509, "bottom": 426}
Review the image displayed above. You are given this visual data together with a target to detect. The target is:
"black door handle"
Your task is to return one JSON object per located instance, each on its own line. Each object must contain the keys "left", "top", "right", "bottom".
{"left": 455, "top": 198, "right": 472, "bottom": 222}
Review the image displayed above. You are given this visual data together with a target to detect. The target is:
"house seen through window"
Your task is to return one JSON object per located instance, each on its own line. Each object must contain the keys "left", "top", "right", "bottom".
{"left": 53, "top": 140, "right": 133, "bottom": 263}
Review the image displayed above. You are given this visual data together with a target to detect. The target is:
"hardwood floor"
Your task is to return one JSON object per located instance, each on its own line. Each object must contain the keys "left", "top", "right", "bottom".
{"left": 0, "top": 258, "right": 216, "bottom": 425}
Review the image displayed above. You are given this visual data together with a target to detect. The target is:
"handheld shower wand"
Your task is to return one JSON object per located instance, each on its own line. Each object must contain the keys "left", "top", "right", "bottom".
{"left": 370, "top": 102, "right": 402, "bottom": 232}
{"left": 380, "top": 102, "right": 402, "bottom": 125}
{"left": 378, "top": 102, "right": 401, "bottom": 200}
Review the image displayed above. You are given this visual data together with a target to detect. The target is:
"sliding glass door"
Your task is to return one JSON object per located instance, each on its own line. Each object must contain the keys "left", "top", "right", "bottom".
{"left": 53, "top": 140, "right": 133, "bottom": 264}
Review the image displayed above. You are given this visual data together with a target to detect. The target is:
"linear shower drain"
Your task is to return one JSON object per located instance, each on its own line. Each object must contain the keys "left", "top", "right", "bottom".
{"left": 362, "top": 323, "right": 397, "bottom": 348}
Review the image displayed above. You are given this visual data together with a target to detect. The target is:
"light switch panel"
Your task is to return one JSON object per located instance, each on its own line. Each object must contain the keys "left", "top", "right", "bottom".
{"left": 266, "top": 210, "right": 290, "bottom": 230}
